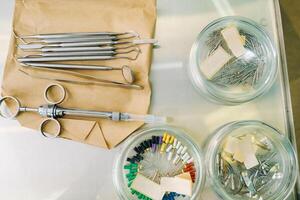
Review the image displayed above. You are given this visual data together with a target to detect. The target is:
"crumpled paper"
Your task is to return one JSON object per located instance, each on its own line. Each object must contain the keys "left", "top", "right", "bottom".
{"left": 1, "top": 0, "right": 157, "bottom": 149}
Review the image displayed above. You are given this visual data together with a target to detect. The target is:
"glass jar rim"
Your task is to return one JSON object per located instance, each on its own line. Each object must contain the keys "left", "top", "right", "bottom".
{"left": 188, "top": 16, "right": 278, "bottom": 105}
{"left": 205, "top": 120, "right": 298, "bottom": 200}
{"left": 113, "top": 125, "right": 206, "bottom": 200}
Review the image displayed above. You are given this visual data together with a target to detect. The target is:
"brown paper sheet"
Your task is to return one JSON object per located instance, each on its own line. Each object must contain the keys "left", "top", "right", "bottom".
{"left": 1, "top": 0, "right": 157, "bottom": 149}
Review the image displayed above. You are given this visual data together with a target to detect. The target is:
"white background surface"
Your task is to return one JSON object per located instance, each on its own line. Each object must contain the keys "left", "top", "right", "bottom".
{"left": 0, "top": 0, "right": 295, "bottom": 200}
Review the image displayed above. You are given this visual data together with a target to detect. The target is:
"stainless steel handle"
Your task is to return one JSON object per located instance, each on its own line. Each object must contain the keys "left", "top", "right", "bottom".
{"left": 41, "top": 36, "right": 116, "bottom": 44}
{"left": 21, "top": 62, "right": 113, "bottom": 70}
{"left": 18, "top": 55, "right": 114, "bottom": 62}
{"left": 41, "top": 46, "right": 115, "bottom": 52}
{"left": 40, "top": 51, "right": 115, "bottom": 57}
{"left": 20, "top": 32, "right": 128, "bottom": 39}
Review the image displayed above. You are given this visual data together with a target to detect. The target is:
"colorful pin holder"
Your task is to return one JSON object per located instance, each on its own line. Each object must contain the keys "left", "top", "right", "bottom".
{"left": 123, "top": 132, "right": 197, "bottom": 200}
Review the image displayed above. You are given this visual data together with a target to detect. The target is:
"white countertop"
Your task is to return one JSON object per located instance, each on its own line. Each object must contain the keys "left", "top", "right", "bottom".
{"left": 0, "top": 0, "right": 297, "bottom": 200}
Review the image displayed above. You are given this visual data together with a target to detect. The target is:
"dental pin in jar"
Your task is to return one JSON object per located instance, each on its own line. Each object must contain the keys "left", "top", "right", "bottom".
{"left": 113, "top": 126, "right": 205, "bottom": 200}
{"left": 188, "top": 16, "right": 277, "bottom": 105}
{"left": 205, "top": 120, "right": 298, "bottom": 200}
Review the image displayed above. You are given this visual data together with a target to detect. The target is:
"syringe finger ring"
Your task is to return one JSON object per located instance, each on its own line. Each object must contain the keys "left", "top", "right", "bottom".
{"left": 0, "top": 96, "right": 22, "bottom": 119}
{"left": 39, "top": 118, "right": 61, "bottom": 138}
{"left": 44, "top": 83, "right": 66, "bottom": 105}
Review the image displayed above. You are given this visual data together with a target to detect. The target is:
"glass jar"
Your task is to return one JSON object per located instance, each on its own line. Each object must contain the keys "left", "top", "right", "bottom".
{"left": 205, "top": 120, "right": 298, "bottom": 200}
{"left": 188, "top": 16, "right": 277, "bottom": 105}
{"left": 113, "top": 125, "right": 205, "bottom": 200}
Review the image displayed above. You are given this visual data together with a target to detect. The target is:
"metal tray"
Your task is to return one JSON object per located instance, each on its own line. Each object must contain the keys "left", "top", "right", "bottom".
{"left": 0, "top": 0, "right": 298, "bottom": 199}
{"left": 151, "top": 0, "right": 299, "bottom": 199}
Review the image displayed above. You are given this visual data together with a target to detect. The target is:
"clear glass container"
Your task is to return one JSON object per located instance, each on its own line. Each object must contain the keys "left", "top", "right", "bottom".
{"left": 188, "top": 16, "right": 278, "bottom": 105}
{"left": 205, "top": 120, "right": 298, "bottom": 200}
{"left": 113, "top": 126, "right": 205, "bottom": 200}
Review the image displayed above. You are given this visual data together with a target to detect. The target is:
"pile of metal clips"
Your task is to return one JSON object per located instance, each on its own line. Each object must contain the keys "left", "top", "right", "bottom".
{"left": 217, "top": 134, "right": 283, "bottom": 199}
{"left": 206, "top": 29, "right": 266, "bottom": 88}
{"left": 15, "top": 31, "right": 158, "bottom": 89}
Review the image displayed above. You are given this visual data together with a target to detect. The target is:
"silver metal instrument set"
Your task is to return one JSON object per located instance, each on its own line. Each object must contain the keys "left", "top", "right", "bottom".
{"left": 15, "top": 31, "right": 158, "bottom": 90}
{"left": 1, "top": 11, "right": 298, "bottom": 200}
